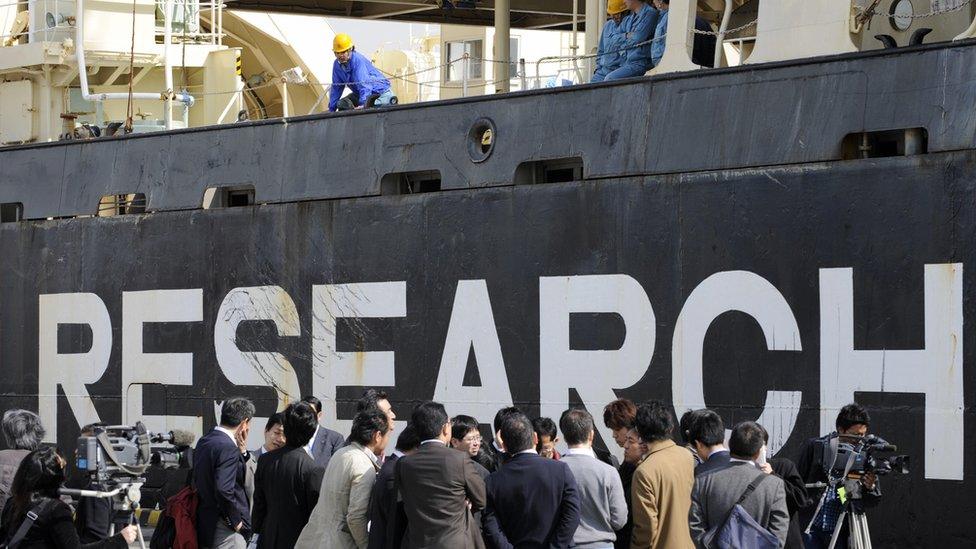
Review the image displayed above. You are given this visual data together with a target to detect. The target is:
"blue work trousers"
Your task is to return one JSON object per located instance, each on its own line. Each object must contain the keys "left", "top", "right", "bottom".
{"left": 371, "top": 89, "right": 395, "bottom": 106}
{"left": 604, "top": 63, "right": 649, "bottom": 81}
{"left": 337, "top": 89, "right": 396, "bottom": 111}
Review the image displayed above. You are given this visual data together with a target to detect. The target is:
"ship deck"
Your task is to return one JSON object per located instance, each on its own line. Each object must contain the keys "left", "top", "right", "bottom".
{"left": 0, "top": 39, "right": 975, "bottom": 219}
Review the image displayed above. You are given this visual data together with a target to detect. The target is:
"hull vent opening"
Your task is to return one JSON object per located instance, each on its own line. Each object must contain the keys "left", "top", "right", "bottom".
{"left": 842, "top": 128, "right": 927, "bottom": 160}
{"left": 514, "top": 157, "right": 584, "bottom": 185}
{"left": 381, "top": 171, "right": 442, "bottom": 195}
{"left": 97, "top": 194, "right": 146, "bottom": 216}
{"left": 468, "top": 118, "right": 496, "bottom": 163}
{"left": 203, "top": 186, "right": 256, "bottom": 209}
{"left": 0, "top": 203, "right": 23, "bottom": 222}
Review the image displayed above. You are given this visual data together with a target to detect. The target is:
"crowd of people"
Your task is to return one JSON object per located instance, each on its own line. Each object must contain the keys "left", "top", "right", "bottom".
{"left": 0, "top": 396, "right": 880, "bottom": 549}
{"left": 186, "top": 393, "right": 878, "bottom": 549}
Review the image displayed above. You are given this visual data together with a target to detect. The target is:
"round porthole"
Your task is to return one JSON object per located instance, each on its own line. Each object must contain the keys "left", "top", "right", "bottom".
{"left": 467, "top": 118, "right": 496, "bottom": 163}
{"left": 890, "top": 0, "right": 913, "bottom": 32}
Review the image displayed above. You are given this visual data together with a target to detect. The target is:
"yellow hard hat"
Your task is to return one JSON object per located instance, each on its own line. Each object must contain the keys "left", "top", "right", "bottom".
{"left": 607, "top": 0, "right": 627, "bottom": 14}
{"left": 333, "top": 33, "right": 354, "bottom": 53}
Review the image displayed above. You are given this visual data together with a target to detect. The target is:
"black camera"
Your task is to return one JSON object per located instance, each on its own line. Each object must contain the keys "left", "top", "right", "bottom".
{"left": 820, "top": 433, "right": 910, "bottom": 482}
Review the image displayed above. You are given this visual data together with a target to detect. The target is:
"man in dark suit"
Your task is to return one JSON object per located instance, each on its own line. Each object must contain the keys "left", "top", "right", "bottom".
{"left": 395, "top": 401, "right": 487, "bottom": 548}
{"left": 481, "top": 407, "right": 521, "bottom": 472}
{"left": 483, "top": 411, "right": 581, "bottom": 548}
{"left": 689, "top": 409, "right": 730, "bottom": 477}
{"left": 254, "top": 413, "right": 286, "bottom": 459}
{"left": 250, "top": 401, "right": 325, "bottom": 549}
{"left": 301, "top": 395, "right": 346, "bottom": 470}
{"left": 194, "top": 397, "right": 255, "bottom": 549}
{"left": 357, "top": 388, "right": 397, "bottom": 429}
{"left": 368, "top": 424, "right": 419, "bottom": 549}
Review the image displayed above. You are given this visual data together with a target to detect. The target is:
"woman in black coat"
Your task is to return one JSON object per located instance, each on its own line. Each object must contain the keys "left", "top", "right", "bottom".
{"left": 0, "top": 447, "right": 136, "bottom": 548}
{"left": 769, "top": 457, "right": 812, "bottom": 549}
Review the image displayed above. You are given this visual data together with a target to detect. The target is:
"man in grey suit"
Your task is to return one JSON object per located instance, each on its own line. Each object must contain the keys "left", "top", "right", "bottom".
{"left": 395, "top": 401, "right": 487, "bottom": 549}
{"left": 559, "top": 408, "right": 627, "bottom": 549}
{"left": 302, "top": 395, "right": 346, "bottom": 470}
{"left": 689, "top": 421, "right": 790, "bottom": 548}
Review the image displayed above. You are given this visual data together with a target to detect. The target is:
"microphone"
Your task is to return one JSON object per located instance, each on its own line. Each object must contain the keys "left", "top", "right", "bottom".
{"left": 169, "top": 429, "right": 197, "bottom": 448}
{"left": 151, "top": 429, "right": 197, "bottom": 448}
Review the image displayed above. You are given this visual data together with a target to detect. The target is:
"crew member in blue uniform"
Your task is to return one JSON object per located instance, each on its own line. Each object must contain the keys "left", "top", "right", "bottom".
{"left": 603, "top": 0, "right": 659, "bottom": 80}
{"left": 649, "top": 0, "right": 717, "bottom": 68}
{"left": 650, "top": 0, "right": 669, "bottom": 67}
{"left": 590, "top": 0, "right": 631, "bottom": 82}
{"left": 329, "top": 33, "right": 395, "bottom": 112}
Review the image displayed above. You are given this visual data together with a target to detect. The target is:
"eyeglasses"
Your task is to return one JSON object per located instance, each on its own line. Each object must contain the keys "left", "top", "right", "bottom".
{"left": 463, "top": 434, "right": 483, "bottom": 443}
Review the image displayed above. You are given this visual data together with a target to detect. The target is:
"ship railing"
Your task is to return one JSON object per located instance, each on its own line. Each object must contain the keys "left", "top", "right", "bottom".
{"left": 0, "top": 0, "right": 79, "bottom": 46}
{"left": 0, "top": 0, "right": 223, "bottom": 47}
{"left": 154, "top": 0, "right": 223, "bottom": 46}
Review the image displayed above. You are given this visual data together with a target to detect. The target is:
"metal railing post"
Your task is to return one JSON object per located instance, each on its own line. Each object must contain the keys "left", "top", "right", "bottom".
{"left": 519, "top": 58, "right": 526, "bottom": 90}
{"left": 462, "top": 53, "right": 469, "bottom": 97}
{"left": 281, "top": 81, "right": 289, "bottom": 117}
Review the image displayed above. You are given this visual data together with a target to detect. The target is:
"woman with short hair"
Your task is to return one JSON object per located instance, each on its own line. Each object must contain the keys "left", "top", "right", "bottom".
{"left": 0, "top": 409, "right": 46, "bottom": 516}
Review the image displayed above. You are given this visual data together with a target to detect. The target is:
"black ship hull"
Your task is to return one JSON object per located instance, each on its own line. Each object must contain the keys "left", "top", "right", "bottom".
{"left": 1, "top": 40, "right": 975, "bottom": 546}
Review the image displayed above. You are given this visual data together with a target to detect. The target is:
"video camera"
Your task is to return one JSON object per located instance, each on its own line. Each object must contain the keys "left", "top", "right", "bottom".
{"left": 820, "top": 433, "right": 910, "bottom": 483}
{"left": 74, "top": 422, "right": 195, "bottom": 483}
{"left": 62, "top": 423, "right": 195, "bottom": 515}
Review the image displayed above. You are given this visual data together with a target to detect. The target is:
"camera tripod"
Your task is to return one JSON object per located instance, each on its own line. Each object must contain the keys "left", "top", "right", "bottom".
{"left": 806, "top": 477, "right": 874, "bottom": 549}
{"left": 61, "top": 482, "right": 147, "bottom": 549}
{"left": 820, "top": 492, "right": 873, "bottom": 549}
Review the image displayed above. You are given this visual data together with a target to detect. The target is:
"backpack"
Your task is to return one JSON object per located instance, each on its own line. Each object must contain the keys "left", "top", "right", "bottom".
{"left": 702, "top": 472, "right": 780, "bottom": 549}
{"left": 151, "top": 485, "right": 198, "bottom": 549}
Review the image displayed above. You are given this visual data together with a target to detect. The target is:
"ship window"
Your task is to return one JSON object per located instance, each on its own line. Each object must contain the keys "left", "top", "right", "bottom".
{"left": 0, "top": 202, "right": 23, "bottom": 222}
{"left": 97, "top": 193, "right": 146, "bottom": 216}
{"left": 514, "top": 157, "right": 584, "bottom": 185}
{"left": 445, "top": 40, "right": 484, "bottom": 81}
{"left": 202, "top": 185, "right": 256, "bottom": 209}
{"left": 380, "top": 170, "right": 442, "bottom": 195}
{"left": 841, "top": 128, "right": 927, "bottom": 160}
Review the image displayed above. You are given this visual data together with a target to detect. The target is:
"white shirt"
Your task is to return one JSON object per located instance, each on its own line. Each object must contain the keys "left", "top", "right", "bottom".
{"left": 730, "top": 457, "right": 760, "bottom": 468}
{"left": 304, "top": 426, "right": 320, "bottom": 457}
{"left": 565, "top": 447, "right": 596, "bottom": 458}
{"left": 215, "top": 425, "right": 237, "bottom": 446}
{"left": 517, "top": 449, "right": 537, "bottom": 455}
{"left": 421, "top": 439, "right": 446, "bottom": 446}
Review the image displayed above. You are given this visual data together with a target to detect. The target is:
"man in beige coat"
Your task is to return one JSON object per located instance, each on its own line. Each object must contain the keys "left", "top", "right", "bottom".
{"left": 630, "top": 401, "right": 695, "bottom": 549}
{"left": 295, "top": 409, "right": 392, "bottom": 549}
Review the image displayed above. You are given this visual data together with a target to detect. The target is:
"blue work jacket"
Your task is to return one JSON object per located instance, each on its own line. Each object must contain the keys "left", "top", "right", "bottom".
{"left": 328, "top": 51, "right": 392, "bottom": 111}
{"left": 622, "top": 3, "right": 659, "bottom": 70}
{"left": 651, "top": 8, "right": 668, "bottom": 67}
{"left": 594, "top": 14, "right": 630, "bottom": 78}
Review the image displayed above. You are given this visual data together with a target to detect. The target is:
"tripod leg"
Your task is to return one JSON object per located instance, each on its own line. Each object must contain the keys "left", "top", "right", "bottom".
{"left": 849, "top": 514, "right": 861, "bottom": 549}
{"left": 857, "top": 514, "right": 872, "bottom": 549}
{"left": 827, "top": 510, "right": 847, "bottom": 549}
{"left": 805, "top": 491, "right": 829, "bottom": 535}
{"left": 136, "top": 522, "right": 146, "bottom": 549}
